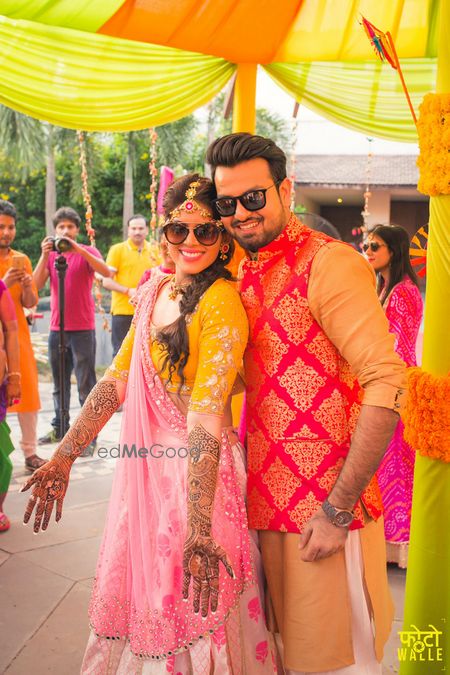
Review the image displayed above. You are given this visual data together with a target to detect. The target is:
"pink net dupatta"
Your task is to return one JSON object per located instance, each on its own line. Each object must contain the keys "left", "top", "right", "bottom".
{"left": 88, "top": 275, "right": 254, "bottom": 659}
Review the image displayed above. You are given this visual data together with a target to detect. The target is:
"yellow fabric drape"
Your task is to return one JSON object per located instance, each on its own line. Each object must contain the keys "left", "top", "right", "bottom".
{"left": 0, "top": 15, "right": 235, "bottom": 131}
{"left": 264, "top": 59, "right": 437, "bottom": 142}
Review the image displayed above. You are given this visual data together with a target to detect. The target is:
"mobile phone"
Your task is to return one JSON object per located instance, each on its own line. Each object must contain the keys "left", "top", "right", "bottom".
{"left": 11, "top": 255, "right": 26, "bottom": 271}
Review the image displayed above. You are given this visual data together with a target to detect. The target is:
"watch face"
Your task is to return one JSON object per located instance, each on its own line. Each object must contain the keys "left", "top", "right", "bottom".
{"left": 334, "top": 510, "right": 353, "bottom": 527}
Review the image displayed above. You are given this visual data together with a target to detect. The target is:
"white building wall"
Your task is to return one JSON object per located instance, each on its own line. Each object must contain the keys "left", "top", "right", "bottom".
{"left": 366, "top": 189, "right": 390, "bottom": 228}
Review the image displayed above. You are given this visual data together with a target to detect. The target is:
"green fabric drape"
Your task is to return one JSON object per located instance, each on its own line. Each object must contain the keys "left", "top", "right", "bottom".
{"left": 0, "top": 15, "right": 235, "bottom": 131}
{"left": 0, "top": 0, "right": 122, "bottom": 32}
{"left": 0, "top": 13, "right": 437, "bottom": 138}
{"left": 264, "top": 60, "right": 437, "bottom": 142}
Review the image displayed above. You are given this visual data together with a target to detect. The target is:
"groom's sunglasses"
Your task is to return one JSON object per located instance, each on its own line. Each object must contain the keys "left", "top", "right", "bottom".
{"left": 213, "top": 182, "right": 281, "bottom": 217}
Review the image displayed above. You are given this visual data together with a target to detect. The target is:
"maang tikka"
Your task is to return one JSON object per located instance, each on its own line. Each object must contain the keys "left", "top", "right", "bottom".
{"left": 169, "top": 180, "right": 216, "bottom": 221}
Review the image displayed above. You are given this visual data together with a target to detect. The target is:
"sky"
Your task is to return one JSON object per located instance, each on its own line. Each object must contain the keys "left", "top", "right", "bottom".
{"left": 226, "top": 69, "right": 419, "bottom": 156}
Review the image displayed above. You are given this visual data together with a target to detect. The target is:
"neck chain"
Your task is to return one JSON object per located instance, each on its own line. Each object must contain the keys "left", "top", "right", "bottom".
{"left": 168, "top": 276, "right": 190, "bottom": 301}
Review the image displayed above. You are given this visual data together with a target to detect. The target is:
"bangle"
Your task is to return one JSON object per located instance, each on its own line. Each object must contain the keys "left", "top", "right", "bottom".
{"left": 8, "top": 371, "right": 21, "bottom": 379}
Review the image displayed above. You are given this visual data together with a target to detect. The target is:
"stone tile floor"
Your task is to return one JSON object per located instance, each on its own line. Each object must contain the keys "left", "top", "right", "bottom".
{"left": 0, "top": 383, "right": 404, "bottom": 673}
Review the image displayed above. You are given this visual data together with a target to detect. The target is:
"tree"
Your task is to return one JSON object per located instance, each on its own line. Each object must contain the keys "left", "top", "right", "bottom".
{"left": 44, "top": 125, "right": 78, "bottom": 235}
{"left": 0, "top": 103, "right": 291, "bottom": 265}
{"left": 0, "top": 106, "right": 45, "bottom": 179}
{"left": 255, "top": 108, "right": 290, "bottom": 151}
{"left": 123, "top": 132, "right": 136, "bottom": 236}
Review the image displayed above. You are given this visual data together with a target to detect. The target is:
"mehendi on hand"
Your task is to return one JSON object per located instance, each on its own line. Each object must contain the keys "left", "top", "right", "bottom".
{"left": 22, "top": 380, "right": 121, "bottom": 533}
{"left": 182, "top": 424, "right": 234, "bottom": 617}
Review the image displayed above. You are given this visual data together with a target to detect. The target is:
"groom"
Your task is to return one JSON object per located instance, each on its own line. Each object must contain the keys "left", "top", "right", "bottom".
{"left": 207, "top": 133, "right": 406, "bottom": 674}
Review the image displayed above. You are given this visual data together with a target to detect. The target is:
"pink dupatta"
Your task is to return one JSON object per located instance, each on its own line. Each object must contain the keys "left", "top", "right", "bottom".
{"left": 88, "top": 274, "right": 254, "bottom": 659}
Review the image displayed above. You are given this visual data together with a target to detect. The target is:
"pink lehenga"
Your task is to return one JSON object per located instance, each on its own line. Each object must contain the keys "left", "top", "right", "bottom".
{"left": 82, "top": 276, "right": 277, "bottom": 674}
{"left": 376, "top": 277, "right": 423, "bottom": 568}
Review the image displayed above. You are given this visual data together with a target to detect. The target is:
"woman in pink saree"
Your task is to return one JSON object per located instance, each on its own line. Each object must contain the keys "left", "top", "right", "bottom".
{"left": 22, "top": 175, "right": 277, "bottom": 673}
{"left": 364, "top": 224, "right": 423, "bottom": 568}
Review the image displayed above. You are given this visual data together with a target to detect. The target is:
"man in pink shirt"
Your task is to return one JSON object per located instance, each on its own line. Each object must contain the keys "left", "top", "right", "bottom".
{"left": 33, "top": 207, "right": 111, "bottom": 445}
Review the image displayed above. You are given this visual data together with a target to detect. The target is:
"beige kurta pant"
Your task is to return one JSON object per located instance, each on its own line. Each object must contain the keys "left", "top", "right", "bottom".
{"left": 259, "top": 517, "right": 394, "bottom": 673}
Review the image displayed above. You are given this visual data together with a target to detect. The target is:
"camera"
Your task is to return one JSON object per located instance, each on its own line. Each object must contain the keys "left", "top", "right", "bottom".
{"left": 48, "top": 236, "right": 73, "bottom": 253}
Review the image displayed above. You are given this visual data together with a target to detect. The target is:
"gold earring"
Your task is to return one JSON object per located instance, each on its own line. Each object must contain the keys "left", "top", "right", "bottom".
{"left": 219, "top": 243, "right": 230, "bottom": 261}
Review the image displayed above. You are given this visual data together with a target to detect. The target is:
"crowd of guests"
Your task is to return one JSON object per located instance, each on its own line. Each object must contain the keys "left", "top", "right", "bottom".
{"left": 1, "top": 132, "right": 424, "bottom": 674}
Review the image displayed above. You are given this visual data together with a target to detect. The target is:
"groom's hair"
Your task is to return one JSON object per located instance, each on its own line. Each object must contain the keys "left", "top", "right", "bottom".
{"left": 206, "top": 132, "right": 287, "bottom": 184}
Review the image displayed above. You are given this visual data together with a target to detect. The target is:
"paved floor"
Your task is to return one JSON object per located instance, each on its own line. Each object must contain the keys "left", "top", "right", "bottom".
{"left": 0, "top": 383, "right": 405, "bottom": 674}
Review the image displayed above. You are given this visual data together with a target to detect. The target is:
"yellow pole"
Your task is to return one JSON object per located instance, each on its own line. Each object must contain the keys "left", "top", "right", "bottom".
{"left": 230, "top": 62, "right": 257, "bottom": 426}
{"left": 232, "top": 63, "right": 257, "bottom": 133}
{"left": 400, "top": 0, "right": 450, "bottom": 672}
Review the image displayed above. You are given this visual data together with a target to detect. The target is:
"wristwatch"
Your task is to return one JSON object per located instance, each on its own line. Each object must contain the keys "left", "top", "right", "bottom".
{"left": 322, "top": 498, "right": 354, "bottom": 528}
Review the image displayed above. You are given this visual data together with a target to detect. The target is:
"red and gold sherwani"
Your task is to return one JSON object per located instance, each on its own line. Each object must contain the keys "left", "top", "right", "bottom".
{"left": 241, "top": 215, "right": 383, "bottom": 534}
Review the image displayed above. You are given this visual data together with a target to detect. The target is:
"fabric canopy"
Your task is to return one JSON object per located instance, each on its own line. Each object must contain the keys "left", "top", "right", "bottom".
{"left": 0, "top": 15, "right": 234, "bottom": 131}
{"left": 265, "top": 59, "right": 436, "bottom": 142}
{"left": 0, "top": 0, "right": 441, "bottom": 138}
{"left": 2, "top": 0, "right": 439, "bottom": 63}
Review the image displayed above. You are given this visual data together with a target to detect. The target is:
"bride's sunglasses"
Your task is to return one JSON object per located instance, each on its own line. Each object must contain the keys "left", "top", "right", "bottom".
{"left": 163, "top": 221, "right": 223, "bottom": 246}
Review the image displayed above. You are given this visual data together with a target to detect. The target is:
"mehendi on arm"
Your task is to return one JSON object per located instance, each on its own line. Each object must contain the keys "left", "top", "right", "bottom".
{"left": 181, "top": 283, "right": 246, "bottom": 613}
{"left": 22, "top": 378, "right": 125, "bottom": 533}
{"left": 182, "top": 423, "right": 234, "bottom": 617}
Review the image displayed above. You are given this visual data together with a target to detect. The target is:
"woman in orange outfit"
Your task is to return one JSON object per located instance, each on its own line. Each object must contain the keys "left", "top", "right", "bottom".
{"left": 0, "top": 200, "right": 44, "bottom": 471}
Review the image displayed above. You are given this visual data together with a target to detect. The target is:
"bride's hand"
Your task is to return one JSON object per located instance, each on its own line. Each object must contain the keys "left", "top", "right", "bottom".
{"left": 182, "top": 533, "right": 234, "bottom": 617}
{"left": 21, "top": 456, "right": 72, "bottom": 533}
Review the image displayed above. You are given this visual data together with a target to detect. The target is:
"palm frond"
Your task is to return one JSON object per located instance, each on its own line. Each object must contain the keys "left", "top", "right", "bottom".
{"left": 0, "top": 106, "right": 45, "bottom": 177}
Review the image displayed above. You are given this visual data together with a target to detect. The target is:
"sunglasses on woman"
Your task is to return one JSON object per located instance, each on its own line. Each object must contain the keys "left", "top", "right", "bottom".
{"left": 213, "top": 182, "right": 280, "bottom": 217}
{"left": 163, "top": 221, "right": 223, "bottom": 246}
{"left": 362, "top": 242, "right": 386, "bottom": 252}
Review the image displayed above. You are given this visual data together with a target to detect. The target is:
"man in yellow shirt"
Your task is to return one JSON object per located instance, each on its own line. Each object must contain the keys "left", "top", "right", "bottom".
{"left": 103, "top": 215, "right": 154, "bottom": 356}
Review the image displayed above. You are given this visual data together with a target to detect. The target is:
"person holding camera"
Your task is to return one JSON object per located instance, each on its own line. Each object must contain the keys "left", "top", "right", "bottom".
{"left": 33, "top": 207, "right": 112, "bottom": 446}
{"left": 0, "top": 200, "right": 44, "bottom": 472}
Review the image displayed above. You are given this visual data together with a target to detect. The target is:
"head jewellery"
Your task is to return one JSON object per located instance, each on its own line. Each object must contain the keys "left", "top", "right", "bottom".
{"left": 170, "top": 180, "right": 218, "bottom": 222}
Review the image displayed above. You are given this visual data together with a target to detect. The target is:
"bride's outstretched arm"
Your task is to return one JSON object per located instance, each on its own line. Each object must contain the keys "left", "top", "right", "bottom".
{"left": 22, "top": 377, "right": 126, "bottom": 533}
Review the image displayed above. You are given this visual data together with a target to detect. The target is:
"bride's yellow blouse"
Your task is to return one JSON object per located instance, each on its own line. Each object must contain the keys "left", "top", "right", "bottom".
{"left": 106, "top": 278, "right": 248, "bottom": 416}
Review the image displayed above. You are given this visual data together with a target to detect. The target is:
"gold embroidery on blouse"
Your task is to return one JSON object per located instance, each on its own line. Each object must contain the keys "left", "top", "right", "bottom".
{"left": 190, "top": 324, "right": 245, "bottom": 414}
{"left": 105, "top": 363, "right": 129, "bottom": 383}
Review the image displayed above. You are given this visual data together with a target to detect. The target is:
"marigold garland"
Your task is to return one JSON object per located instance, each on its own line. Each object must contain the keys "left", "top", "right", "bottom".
{"left": 77, "top": 130, "right": 110, "bottom": 332}
{"left": 148, "top": 128, "right": 158, "bottom": 233}
{"left": 416, "top": 93, "right": 450, "bottom": 196}
{"left": 403, "top": 367, "right": 450, "bottom": 463}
